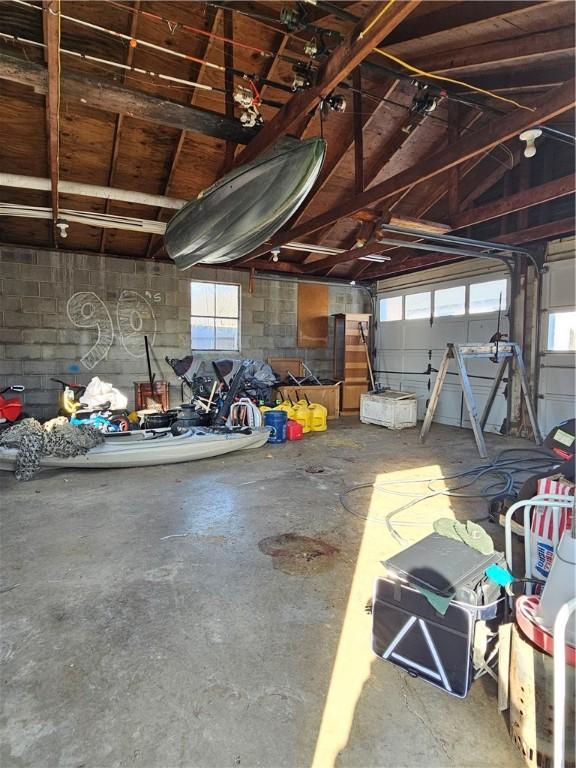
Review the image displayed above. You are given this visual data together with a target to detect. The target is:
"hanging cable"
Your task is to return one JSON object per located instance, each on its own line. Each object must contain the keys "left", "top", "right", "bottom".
{"left": 373, "top": 48, "right": 535, "bottom": 112}
{"left": 358, "top": 0, "right": 396, "bottom": 39}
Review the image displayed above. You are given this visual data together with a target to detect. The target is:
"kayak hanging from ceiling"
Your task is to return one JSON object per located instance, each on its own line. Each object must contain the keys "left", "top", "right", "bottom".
{"left": 163, "top": 136, "right": 326, "bottom": 269}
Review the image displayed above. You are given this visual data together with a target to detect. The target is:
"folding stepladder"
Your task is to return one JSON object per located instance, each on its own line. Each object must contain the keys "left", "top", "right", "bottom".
{"left": 419, "top": 342, "right": 543, "bottom": 458}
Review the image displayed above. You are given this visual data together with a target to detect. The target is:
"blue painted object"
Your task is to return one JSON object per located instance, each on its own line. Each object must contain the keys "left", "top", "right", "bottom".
{"left": 264, "top": 410, "right": 287, "bottom": 444}
{"left": 485, "top": 563, "right": 514, "bottom": 587}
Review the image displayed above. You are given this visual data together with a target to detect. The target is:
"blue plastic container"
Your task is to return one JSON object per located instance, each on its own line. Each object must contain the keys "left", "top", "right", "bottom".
{"left": 264, "top": 409, "right": 287, "bottom": 444}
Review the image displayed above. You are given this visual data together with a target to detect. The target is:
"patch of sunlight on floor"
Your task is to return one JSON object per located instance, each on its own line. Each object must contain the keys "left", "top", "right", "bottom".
{"left": 312, "top": 464, "right": 451, "bottom": 768}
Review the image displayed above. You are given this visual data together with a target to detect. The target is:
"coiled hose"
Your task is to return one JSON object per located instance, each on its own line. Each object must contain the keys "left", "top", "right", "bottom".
{"left": 339, "top": 448, "right": 561, "bottom": 544}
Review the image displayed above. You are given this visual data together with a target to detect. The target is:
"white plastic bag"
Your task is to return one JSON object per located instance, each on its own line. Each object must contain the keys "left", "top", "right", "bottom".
{"left": 81, "top": 377, "right": 128, "bottom": 411}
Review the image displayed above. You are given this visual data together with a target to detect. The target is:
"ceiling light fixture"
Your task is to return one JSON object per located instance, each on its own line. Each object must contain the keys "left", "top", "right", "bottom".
{"left": 519, "top": 128, "right": 542, "bottom": 158}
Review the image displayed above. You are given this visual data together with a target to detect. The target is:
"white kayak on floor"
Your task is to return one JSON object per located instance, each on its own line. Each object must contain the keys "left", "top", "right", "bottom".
{"left": 0, "top": 428, "right": 271, "bottom": 471}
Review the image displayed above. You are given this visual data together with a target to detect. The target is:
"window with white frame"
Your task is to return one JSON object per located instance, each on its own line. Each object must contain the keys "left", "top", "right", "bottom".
{"left": 190, "top": 281, "right": 240, "bottom": 350}
{"left": 405, "top": 291, "right": 431, "bottom": 320}
{"left": 469, "top": 279, "right": 507, "bottom": 314}
{"left": 379, "top": 295, "right": 402, "bottom": 322}
{"left": 547, "top": 310, "right": 576, "bottom": 351}
{"left": 434, "top": 285, "right": 466, "bottom": 317}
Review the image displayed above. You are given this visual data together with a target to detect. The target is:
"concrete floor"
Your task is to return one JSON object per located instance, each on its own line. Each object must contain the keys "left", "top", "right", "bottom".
{"left": 0, "top": 420, "right": 526, "bottom": 768}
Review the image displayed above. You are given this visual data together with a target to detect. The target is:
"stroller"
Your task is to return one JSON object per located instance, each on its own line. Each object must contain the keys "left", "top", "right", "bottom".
{"left": 166, "top": 355, "right": 278, "bottom": 404}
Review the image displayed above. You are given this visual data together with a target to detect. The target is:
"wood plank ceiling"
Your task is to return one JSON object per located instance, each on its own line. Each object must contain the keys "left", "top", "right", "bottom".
{"left": 0, "top": 0, "right": 574, "bottom": 281}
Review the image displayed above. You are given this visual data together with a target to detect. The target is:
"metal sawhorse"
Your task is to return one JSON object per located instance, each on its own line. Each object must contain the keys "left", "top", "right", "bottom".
{"left": 420, "top": 342, "right": 543, "bottom": 458}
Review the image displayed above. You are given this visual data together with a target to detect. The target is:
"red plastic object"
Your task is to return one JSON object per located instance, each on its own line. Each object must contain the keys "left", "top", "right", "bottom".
{"left": 516, "top": 595, "right": 576, "bottom": 666}
{"left": 0, "top": 395, "right": 23, "bottom": 423}
{"left": 286, "top": 419, "right": 304, "bottom": 441}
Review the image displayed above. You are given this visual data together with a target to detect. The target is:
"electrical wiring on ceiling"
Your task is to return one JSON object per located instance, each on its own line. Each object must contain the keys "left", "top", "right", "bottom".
{"left": 372, "top": 48, "right": 535, "bottom": 112}
{"left": 358, "top": 0, "right": 396, "bottom": 40}
{"left": 339, "top": 448, "right": 562, "bottom": 545}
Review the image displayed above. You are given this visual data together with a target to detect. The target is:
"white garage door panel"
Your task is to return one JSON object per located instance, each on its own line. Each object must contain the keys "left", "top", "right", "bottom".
{"left": 539, "top": 256, "right": 575, "bottom": 435}
{"left": 380, "top": 322, "right": 404, "bottom": 348}
{"left": 404, "top": 321, "right": 432, "bottom": 348}
{"left": 467, "top": 317, "right": 509, "bottom": 343}
{"left": 433, "top": 387, "right": 465, "bottom": 426}
{"left": 430, "top": 319, "right": 468, "bottom": 345}
{"left": 540, "top": 360, "right": 575, "bottom": 397}
{"left": 376, "top": 351, "right": 404, "bottom": 373}
{"left": 549, "top": 263, "right": 575, "bottom": 308}
{"left": 376, "top": 270, "right": 511, "bottom": 430}
{"left": 461, "top": 387, "right": 507, "bottom": 433}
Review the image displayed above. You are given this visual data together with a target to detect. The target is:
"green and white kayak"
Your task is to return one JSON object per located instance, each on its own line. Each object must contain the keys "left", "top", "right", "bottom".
{"left": 0, "top": 427, "right": 270, "bottom": 471}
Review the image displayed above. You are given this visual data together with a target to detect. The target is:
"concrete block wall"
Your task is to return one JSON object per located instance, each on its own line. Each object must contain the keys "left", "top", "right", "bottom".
{"left": 0, "top": 246, "right": 369, "bottom": 418}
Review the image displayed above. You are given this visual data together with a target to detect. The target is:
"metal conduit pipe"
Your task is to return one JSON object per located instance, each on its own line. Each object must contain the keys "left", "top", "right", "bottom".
{"left": 0, "top": 174, "right": 187, "bottom": 210}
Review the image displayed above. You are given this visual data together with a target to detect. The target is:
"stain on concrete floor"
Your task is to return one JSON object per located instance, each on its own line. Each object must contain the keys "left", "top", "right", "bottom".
{"left": 258, "top": 533, "right": 338, "bottom": 574}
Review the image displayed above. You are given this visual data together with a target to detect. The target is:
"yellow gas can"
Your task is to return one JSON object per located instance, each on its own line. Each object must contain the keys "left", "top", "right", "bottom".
{"left": 291, "top": 400, "right": 312, "bottom": 433}
{"left": 307, "top": 401, "right": 327, "bottom": 432}
{"left": 276, "top": 400, "right": 297, "bottom": 421}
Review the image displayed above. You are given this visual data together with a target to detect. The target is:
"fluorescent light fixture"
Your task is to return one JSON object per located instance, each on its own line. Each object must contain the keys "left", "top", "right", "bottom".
{"left": 358, "top": 254, "right": 392, "bottom": 262}
{"left": 283, "top": 241, "right": 345, "bottom": 255}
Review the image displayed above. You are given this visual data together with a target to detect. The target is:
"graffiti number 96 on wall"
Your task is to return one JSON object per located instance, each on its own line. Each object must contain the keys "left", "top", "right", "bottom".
{"left": 67, "top": 290, "right": 157, "bottom": 370}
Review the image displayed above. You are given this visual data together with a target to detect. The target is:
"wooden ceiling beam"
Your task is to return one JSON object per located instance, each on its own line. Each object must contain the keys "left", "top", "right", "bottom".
{"left": 383, "top": 2, "right": 539, "bottom": 46}
{"left": 353, "top": 68, "right": 364, "bottom": 194}
{"left": 411, "top": 26, "right": 575, "bottom": 75}
{"left": 222, "top": 7, "right": 236, "bottom": 174}
{"left": 242, "top": 79, "right": 574, "bottom": 258}
{"left": 279, "top": 76, "right": 399, "bottom": 237}
{"left": 455, "top": 63, "right": 575, "bottom": 95}
{"left": 453, "top": 174, "right": 575, "bottom": 230}
{"left": 100, "top": 0, "right": 141, "bottom": 254}
{"left": 0, "top": 53, "right": 257, "bottom": 145}
{"left": 42, "top": 0, "right": 60, "bottom": 241}
{"left": 457, "top": 143, "right": 523, "bottom": 212}
{"left": 143, "top": 7, "right": 223, "bottom": 258}
{"left": 494, "top": 217, "right": 574, "bottom": 246}
{"left": 233, "top": 1, "right": 421, "bottom": 167}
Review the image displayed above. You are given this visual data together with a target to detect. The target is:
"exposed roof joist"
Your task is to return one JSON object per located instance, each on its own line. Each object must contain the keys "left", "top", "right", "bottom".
{"left": 42, "top": 0, "right": 60, "bottom": 241}
{"left": 0, "top": 53, "right": 258, "bottom": 145}
{"left": 453, "top": 174, "right": 575, "bottom": 229}
{"left": 234, "top": 0, "right": 422, "bottom": 167}
{"left": 241, "top": 79, "right": 575, "bottom": 262}
{"left": 411, "top": 26, "right": 575, "bottom": 75}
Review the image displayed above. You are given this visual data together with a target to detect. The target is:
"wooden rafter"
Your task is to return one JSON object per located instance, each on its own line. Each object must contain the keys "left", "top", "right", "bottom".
{"left": 144, "top": 6, "right": 222, "bottom": 258}
{"left": 100, "top": 0, "right": 141, "bottom": 254}
{"left": 306, "top": 151, "right": 564, "bottom": 275}
{"left": 0, "top": 53, "right": 256, "bottom": 145}
{"left": 453, "top": 174, "right": 575, "bottom": 229}
{"left": 234, "top": 1, "right": 422, "bottom": 167}
{"left": 42, "top": 0, "right": 60, "bottom": 240}
{"left": 352, "top": 68, "right": 364, "bottom": 194}
{"left": 383, "top": 1, "right": 539, "bottom": 46}
{"left": 411, "top": 26, "right": 575, "bottom": 75}
{"left": 457, "top": 143, "right": 523, "bottom": 212}
{"left": 241, "top": 79, "right": 575, "bottom": 259}
{"left": 279, "top": 76, "right": 399, "bottom": 237}
{"left": 222, "top": 7, "right": 236, "bottom": 174}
